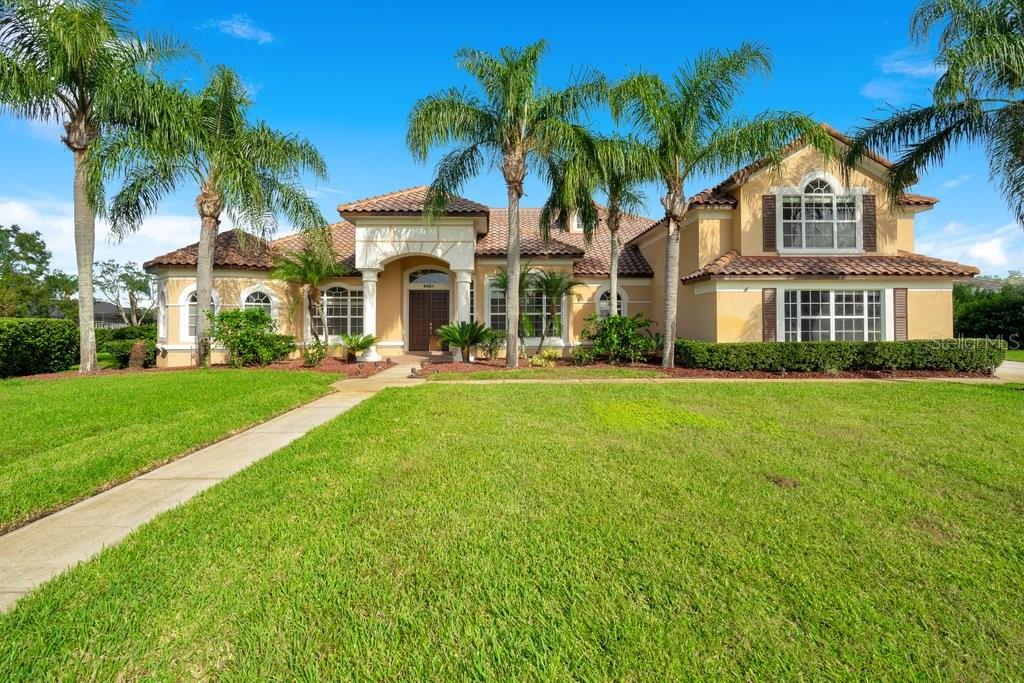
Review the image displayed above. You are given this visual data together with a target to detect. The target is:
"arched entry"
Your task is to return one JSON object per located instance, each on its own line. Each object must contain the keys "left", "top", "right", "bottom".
{"left": 406, "top": 268, "right": 450, "bottom": 352}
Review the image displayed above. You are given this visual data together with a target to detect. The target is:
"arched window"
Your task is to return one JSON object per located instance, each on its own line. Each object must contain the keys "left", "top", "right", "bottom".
{"left": 187, "top": 292, "right": 198, "bottom": 338}
{"left": 780, "top": 177, "right": 858, "bottom": 250}
{"left": 244, "top": 291, "right": 273, "bottom": 315}
{"left": 409, "top": 269, "right": 449, "bottom": 286}
{"left": 598, "top": 288, "right": 626, "bottom": 317}
{"left": 319, "top": 286, "right": 363, "bottom": 336}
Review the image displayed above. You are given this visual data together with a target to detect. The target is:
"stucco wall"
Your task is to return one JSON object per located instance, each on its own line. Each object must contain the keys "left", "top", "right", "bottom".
{"left": 677, "top": 286, "right": 717, "bottom": 341}
{"left": 908, "top": 289, "right": 954, "bottom": 338}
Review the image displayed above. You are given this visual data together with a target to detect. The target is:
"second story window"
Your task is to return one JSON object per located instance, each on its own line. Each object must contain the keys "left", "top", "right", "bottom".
{"left": 781, "top": 179, "right": 858, "bottom": 251}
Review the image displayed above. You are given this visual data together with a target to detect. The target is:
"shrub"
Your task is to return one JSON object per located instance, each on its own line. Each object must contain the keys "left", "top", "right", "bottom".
{"left": 437, "top": 321, "right": 490, "bottom": 361}
{"left": 582, "top": 313, "right": 657, "bottom": 363}
{"left": 674, "top": 338, "right": 1007, "bottom": 374}
{"left": 339, "top": 333, "right": 377, "bottom": 362}
{"left": 528, "top": 347, "right": 560, "bottom": 368}
{"left": 570, "top": 346, "right": 596, "bottom": 366}
{"left": 106, "top": 339, "right": 157, "bottom": 369}
{"left": 478, "top": 328, "right": 506, "bottom": 360}
{"left": 0, "top": 318, "right": 79, "bottom": 377}
{"left": 954, "top": 283, "right": 1024, "bottom": 349}
{"left": 209, "top": 308, "right": 295, "bottom": 367}
{"left": 303, "top": 340, "right": 327, "bottom": 367}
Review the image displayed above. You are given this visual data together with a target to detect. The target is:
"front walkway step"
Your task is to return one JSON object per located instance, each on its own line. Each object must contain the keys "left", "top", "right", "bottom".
{"left": 0, "top": 363, "right": 423, "bottom": 613}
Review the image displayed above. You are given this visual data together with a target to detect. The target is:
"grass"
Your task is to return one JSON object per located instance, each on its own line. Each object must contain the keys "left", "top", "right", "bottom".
{"left": 427, "top": 366, "right": 663, "bottom": 381}
{"left": 1006, "top": 349, "right": 1024, "bottom": 362}
{"left": 0, "top": 369, "right": 338, "bottom": 533}
{"left": 70, "top": 350, "right": 118, "bottom": 371}
{"left": 2, "top": 381, "right": 1024, "bottom": 679}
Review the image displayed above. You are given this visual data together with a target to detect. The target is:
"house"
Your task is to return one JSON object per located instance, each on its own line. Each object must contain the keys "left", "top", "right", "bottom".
{"left": 144, "top": 126, "right": 979, "bottom": 367}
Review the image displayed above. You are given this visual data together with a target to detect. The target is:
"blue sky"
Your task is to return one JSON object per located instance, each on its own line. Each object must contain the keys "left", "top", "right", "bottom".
{"left": 1, "top": 0, "right": 1021, "bottom": 275}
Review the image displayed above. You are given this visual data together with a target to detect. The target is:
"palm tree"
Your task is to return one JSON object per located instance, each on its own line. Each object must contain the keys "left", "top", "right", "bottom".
{"left": 612, "top": 44, "right": 835, "bottom": 367}
{"left": 436, "top": 320, "right": 490, "bottom": 363}
{"left": 530, "top": 269, "right": 581, "bottom": 354}
{"left": 270, "top": 240, "right": 347, "bottom": 347}
{"left": 0, "top": 0, "right": 184, "bottom": 372}
{"left": 492, "top": 265, "right": 536, "bottom": 351}
{"left": 407, "top": 40, "right": 603, "bottom": 368}
{"left": 541, "top": 134, "right": 657, "bottom": 317}
{"left": 92, "top": 66, "right": 328, "bottom": 365}
{"left": 847, "top": 0, "right": 1024, "bottom": 224}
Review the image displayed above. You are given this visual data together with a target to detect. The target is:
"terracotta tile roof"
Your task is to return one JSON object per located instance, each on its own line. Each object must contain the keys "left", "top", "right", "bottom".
{"left": 680, "top": 250, "right": 979, "bottom": 283}
{"left": 477, "top": 207, "right": 655, "bottom": 277}
{"left": 688, "top": 123, "right": 939, "bottom": 209}
{"left": 337, "top": 185, "right": 489, "bottom": 216}
{"left": 143, "top": 223, "right": 359, "bottom": 274}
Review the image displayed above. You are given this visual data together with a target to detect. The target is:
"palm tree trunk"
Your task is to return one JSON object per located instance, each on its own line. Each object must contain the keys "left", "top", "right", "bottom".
{"left": 661, "top": 219, "right": 681, "bottom": 368}
{"left": 609, "top": 227, "right": 620, "bottom": 317}
{"left": 194, "top": 216, "right": 218, "bottom": 366}
{"left": 505, "top": 184, "right": 522, "bottom": 368}
{"left": 72, "top": 150, "right": 98, "bottom": 373}
{"left": 307, "top": 285, "right": 323, "bottom": 346}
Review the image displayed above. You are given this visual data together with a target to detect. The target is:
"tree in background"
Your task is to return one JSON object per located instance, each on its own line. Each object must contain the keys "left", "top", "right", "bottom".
{"left": 612, "top": 44, "right": 834, "bottom": 366}
{"left": 541, "top": 134, "right": 657, "bottom": 320}
{"left": 408, "top": 40, "right": 603, "bottom": 368}
{"left": 93, "top": 259, "right": 155, "bottom": 326}
{"left": 0, "top": 224, "right": 76, "bottom": 318}
{"left": 848, "top": 0, "right": 1024, "bottom": 225}
{"left": 92, "top": 66, "right": 328, "bottom": 366}
{"left": 0, "top": 0, "right": 185, "bottom": 372}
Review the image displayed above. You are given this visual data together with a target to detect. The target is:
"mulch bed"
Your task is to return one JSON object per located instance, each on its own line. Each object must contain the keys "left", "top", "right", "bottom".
{"left": 415, "top": 358, "right": 992, "bottom": 380}
{"left": 18, "top": 358, "right": 393, "bottom": 381}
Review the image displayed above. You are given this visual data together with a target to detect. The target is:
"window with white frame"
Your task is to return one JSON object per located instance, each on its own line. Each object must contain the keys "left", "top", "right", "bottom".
{"left": 783, "top": 290, "right": 882, "bottom": 342}
{"left": 486, "top": 281, "right": 562, "bottom": 336}
{"left": 781, "top": 179, "right": 858, "bottom": 251}
{"left": 598, "top": 288, "right": 625, "bottom": 317}
{"left": 469, "top": 280, "right": 475, "bottom": 322}
{"left": 488, "top": 281, "right": 506, "bottom": 330}
{"left": 185, "top": 291, "right": 219, "bottom": 338}
{"left": 243, "top": 291, "right": 272, "bottom": 315}
{"left": 318, "top": 286, "right": 363, "bottom": 336}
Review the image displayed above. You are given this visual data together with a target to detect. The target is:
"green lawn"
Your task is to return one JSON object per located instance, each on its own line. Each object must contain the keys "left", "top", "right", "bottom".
{"left": 70, "top": 350, "right": 118, "bottom": 371}
{"left": 2, "top": 381, "right": 1024, "bottom": 679}
{"left": 1006, "top": 349, "right": 1024, "bottom": 362}
{"left": 428, "top": 366, "right": 663, "bottom": 381}
{"left": 0, "top": 370, "right": 338, "bottom": 533}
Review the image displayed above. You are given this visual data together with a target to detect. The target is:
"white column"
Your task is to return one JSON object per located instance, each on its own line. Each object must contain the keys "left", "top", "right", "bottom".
{"left": 453, "top": 269, "right": 474, "bottom": 361}
{"left": 361, "top": 268, "right": 381, "bottom": 361}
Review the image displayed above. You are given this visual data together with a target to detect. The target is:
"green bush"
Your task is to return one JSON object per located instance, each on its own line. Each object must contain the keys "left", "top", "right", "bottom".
{"left": 478, "top": 328, "right": 506, "bottom": 360}
{"left": 105, "top": 339, "right": 157, "bottom": 369}
{"left": 954, "top": 283, "right": 1024, "bottom": 348}
{"left": 437, "top": 321, "right": 490, "bottom": 361}
{"left": 96, "top": 324, "right": 157, "bottom": 352}
{"left": 581, "top": 313, "right": 658, "bottom": 363}
{"left": 209, "top": 309, "right": 295, "bottom": 367}
{"left": 0, "top": 318, "right": 79, "bottom": 377}
{"left": 339, "top": 333, "right": 377, "bottom": 362}
{"left": 303, "top": 341, "right": 327, "bottom": 367}
{"left": 528, "top": 347, "right": 560, "bottom": 368}
{"left": 674, "top": 338, "right": 1007, "bottom": 374}
{"left": 570, "top": 346, "right": 596, "bottom": 366}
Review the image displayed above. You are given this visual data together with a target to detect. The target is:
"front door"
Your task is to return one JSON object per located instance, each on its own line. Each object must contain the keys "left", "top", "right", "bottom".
{"left": 409, "top": 290, "right": 449, "bottom": 351}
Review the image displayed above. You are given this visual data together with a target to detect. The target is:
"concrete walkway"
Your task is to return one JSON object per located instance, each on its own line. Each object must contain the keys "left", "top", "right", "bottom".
{"left": 0, "top": 361, "right": 422, "bottom": 613}
{"left": 996, "top": 359, "right": 1024, "bottom": 382}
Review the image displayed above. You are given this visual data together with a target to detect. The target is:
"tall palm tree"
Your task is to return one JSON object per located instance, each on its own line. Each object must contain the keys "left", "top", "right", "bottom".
{"left": 407, "top": 40, "right": 603, "bottom": 368}
{"left": 612, "top": 44, "right": 835, "bottom": 367}
{"left": 848, "top": 0, "right": 1024, "bottom": 224}
{"left": 541, "top": 134, "right": 657, "bottom": 317}
{"left": 530, "top": 269, "right": 581, "bottom": 354}
{"left": 0, "top": 0, "right": 184, "bottom": 372}
{"left": 92, "top": 66, "right": 328, "bottom": 365}
{"left": 270, "top": 240, "right": 347, "bottom": 347}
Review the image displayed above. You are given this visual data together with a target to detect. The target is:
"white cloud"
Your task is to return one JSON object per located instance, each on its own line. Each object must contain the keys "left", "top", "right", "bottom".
{"left": 940, "top": 174, "right": 972, "bottom": 190}
{"left": 205, "top": 15, "right": 273, "bottom": 44}
{"left": 967, "top": 237, "right": 1010, "bottom": 268}
{"left": 918, "top": 221, "right": 1023, "bottom": 274}
{"left": 0, "top": 195, "right": 207, "bottom": 272}
{"left": 861, "top": 47, "right": 942, "bottom": 104}
{"left": 306, "top": 186, "right": 344, "bottom": 199}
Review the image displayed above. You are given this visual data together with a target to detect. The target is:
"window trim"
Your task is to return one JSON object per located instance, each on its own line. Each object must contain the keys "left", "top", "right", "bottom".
{"left": 594, "top": 285, "right": 629, "bottom": 317}
{"left": 484, "top": 275, "right": 569, "bottom": 346}
{"left": 312, "top": 283, "right": 365, "bottom": 341}
{"left": 774, "top": 286, "right": 890, "bottom": 342}
{"left": 178, "top": 284, "right": 220, "bottom": 341}
{"left": 240, "top": 286, "right": 277, "bottom": 319}
{"left": 773, "top": 172, "right": 868, "bottom": 255}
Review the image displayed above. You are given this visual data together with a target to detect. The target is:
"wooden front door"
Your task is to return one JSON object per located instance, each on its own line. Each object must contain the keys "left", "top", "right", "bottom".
{"left": 409, "top": 290, "right": 449, "bottom": 351}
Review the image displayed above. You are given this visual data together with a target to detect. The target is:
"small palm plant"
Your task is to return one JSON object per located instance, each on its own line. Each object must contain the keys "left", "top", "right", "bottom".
{"left": 270, "top": 241, "right": 347, "bottom": 347}
{"left": 530, "top": 270, "right": 581, "bottom": 354}
{"left": 492, "top": 266, "right": 536, "bottom": 338}
{"left": 339, "top": 333, "right": 377, "bottom": 362}
{"left": 436, "top": 321, "right": 490, "bottom": 363}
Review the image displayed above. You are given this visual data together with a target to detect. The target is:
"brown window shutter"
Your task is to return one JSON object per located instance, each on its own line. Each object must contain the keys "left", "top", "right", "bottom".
{"left": 762, "top": 288, "right": 777, "bottom": 341}
{"left": 862, "top": 195, "right": 877, "bottom": 252}
{"left": 893, "top": 288, "right": 908, "bottom": 340}
{"left": 762, "top": 195, "right": 776, "bottom": 252}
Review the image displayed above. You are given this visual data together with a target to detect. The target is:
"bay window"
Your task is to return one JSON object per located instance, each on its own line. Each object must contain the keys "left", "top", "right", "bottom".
{"left": 783, "top": 290, "right": 882, "bottom": 342}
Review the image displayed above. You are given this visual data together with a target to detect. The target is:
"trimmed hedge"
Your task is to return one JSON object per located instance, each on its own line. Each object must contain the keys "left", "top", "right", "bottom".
{"left": 106, "top": 339, "right": 157, "bottom": 369}
{"left": 674, "top": 338, "right": 1007, "bottom": 374}
{"left": 0, "top": 318, "right": 80, "bottom": 378}
{"left": 96, "top": 324, "right": 157, "bottom": 352}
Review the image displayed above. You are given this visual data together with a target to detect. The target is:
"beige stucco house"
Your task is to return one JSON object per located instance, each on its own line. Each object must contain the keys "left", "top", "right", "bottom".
{"left": 145, "top": 127, "right": 979, "bottom": 367}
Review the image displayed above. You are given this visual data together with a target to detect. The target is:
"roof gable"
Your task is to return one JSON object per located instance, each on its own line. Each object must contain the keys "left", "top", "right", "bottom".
{"left": 336, "top": 186, "right": 489, "bottom": 216}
